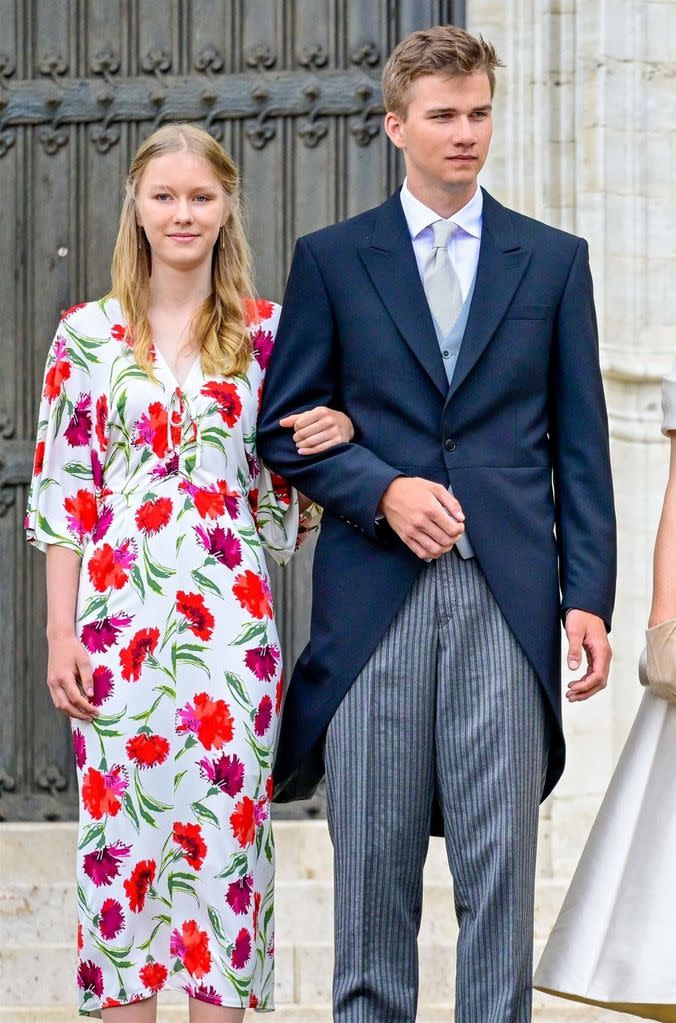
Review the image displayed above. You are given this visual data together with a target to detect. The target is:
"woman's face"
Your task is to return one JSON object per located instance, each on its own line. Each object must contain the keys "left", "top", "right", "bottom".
{"left": 135, "top": 150, "right": 231, "bottom": 273}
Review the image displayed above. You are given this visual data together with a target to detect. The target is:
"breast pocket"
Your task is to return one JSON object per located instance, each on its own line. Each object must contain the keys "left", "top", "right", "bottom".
{"left": 503, "top": 304, "right": 552, "bottom": 321}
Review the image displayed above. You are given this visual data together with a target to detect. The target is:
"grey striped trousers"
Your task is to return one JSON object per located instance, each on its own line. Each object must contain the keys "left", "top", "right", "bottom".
{"left": 324, "top": 551, "right": 549, "bottom": 1023}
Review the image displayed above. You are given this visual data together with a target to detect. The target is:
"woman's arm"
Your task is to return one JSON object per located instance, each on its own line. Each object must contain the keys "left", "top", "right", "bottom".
{"left": 45, "top": 545, "right": 98, "bottom": 721}
{"left": 649, "top": 434, "right": 676, "bottom": 626}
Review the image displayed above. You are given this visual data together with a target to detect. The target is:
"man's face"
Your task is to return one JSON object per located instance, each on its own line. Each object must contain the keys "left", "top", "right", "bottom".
{"left": 385, "top": 72, "right": 493, "bottom": 195}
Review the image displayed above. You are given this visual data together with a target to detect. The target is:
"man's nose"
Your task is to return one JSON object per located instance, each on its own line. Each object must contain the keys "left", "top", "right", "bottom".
{"left": 452, "top": 118, "right": 476, "bottom": 145}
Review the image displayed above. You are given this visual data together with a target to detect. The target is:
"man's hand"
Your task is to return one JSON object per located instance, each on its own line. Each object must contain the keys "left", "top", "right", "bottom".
{"left": 564, "top": 609, "right": 612, "bottom": 702}
{"left": 379, "top": 477, "right": 465, "bottom": 560}
{"left": 280, "top": 407, "right": 354, "bottom": 454}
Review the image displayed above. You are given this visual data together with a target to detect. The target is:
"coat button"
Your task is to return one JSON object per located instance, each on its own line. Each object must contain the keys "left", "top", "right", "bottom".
{"left": 444, "top": 437, "right": 456, "bottom": 452}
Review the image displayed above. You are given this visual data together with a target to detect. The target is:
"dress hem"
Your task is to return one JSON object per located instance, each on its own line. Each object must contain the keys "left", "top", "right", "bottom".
{"left": 78, "top": 981, "right": 274, "bottom": 1018}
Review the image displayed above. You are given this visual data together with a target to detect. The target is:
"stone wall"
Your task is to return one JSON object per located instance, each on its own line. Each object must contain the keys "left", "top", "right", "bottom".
{"left": 468, "top": 0, "right": 676, "bottom": 873}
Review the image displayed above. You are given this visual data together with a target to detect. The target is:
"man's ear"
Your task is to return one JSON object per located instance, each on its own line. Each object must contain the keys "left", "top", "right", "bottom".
{"left": 384, "top": 111, "right": 405, "bottom": 150}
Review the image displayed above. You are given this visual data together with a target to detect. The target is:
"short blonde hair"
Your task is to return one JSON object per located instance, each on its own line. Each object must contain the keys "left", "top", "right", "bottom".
{"left": 382, "top": 25, "right": 504, "bottom": 117}
{"left": 109, "top": 123, "right": 255, "bottom": 380}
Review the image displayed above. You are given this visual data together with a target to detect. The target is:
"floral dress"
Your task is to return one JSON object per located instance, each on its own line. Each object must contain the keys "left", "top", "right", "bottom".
{"left": 25, "top": 296, "right": 300, "bottom": 1016}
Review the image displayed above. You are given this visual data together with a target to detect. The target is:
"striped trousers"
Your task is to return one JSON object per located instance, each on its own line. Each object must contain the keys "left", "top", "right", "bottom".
{"left": 324, "top": 552, "right": 549, "bottom": 1023}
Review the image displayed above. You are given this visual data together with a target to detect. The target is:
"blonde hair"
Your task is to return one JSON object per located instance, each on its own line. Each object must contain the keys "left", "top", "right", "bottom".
{"left": 382, "top": 25, "right": 504, "bottom": 118}
{"left": 109, "top": 123, "right": 254, "bottom": 379}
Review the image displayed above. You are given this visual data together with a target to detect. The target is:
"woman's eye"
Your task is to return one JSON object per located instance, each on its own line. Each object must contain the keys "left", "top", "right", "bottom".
{"left": 194, "top": 195, "right": 210, "bottom": 203}
{"left": 154, "top": 193, "right": 171, "bottom": 201}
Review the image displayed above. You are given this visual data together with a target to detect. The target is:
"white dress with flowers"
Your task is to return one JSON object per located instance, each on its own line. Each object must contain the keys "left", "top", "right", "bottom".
{"left": 25, "top": 297, "right": 298, "bottom": 1016}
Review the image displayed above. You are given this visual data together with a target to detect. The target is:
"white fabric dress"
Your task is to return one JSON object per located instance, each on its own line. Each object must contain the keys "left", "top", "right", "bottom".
{"left": 533, "top": 355, "right": 676, "bottom": 1022}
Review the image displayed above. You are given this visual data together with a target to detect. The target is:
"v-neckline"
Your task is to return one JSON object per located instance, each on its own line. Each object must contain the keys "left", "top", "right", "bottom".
{"left": 152, "top": 343, "right": 202, "bottom": 392}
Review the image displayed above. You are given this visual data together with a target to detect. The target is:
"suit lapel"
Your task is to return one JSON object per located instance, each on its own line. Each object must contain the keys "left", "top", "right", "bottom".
{"left": 447, "top": 189, "right": 532, "bottom": 401}
{"left": 359, "top": 192, "right": 448, "bottom": 398}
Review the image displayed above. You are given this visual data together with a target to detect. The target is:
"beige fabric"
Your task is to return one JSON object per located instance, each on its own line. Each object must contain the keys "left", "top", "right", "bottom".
{"left": 662, "top": 354, "right": 676, "bottom": 435}
{"left": 644, "top": 617, "right": 676, "bottom": 702}
{"left": 534, "top": 689, "right": 676, "bottom": 1020}
{"left": 422, "top": 220, "right": 462, "bottom": 335}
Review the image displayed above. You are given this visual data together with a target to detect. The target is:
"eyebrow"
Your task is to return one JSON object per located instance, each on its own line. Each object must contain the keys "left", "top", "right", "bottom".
{"left": 426, "top": 104, "right": 492, "bottom": 115}
{"left": 148, "top": 183, "right": 219, "bottom": 192}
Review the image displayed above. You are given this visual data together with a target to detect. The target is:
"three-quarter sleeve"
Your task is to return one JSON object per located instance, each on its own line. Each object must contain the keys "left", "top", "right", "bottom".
{"left": 247, "top": 459, "right": 301, "bottom": 566}
{"left": 662, "top": 354, "right": 676, "bottom": 436}
{"left": 25, "top": 322, "right": 100, "bottom": 555}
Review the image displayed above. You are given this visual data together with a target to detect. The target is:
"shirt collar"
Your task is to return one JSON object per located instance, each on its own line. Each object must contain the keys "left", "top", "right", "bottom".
{"left": 400, "top": 177, "right": 483, "bottom": 241}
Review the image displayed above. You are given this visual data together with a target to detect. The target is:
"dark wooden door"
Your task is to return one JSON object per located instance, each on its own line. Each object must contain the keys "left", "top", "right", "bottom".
{"left": 0, "top": 0, "right": 463, "bottom": 820}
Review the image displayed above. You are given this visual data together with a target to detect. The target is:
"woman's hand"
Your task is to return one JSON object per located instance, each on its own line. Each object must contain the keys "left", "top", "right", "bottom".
{"left": 280, "top": 407, "right": 354, "bottom": 455}
{"left": 46, "top": 629, "right": 99, "bottom": 722}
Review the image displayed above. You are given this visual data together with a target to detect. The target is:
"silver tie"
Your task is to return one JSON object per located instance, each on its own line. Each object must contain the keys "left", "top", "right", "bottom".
{"left": 423, "top": 219, "right": 463, "bottom": 336}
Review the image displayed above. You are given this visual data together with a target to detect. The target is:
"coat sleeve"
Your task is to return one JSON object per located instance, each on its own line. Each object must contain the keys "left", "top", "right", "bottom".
{"left": 256, "top": 236, "right": 401, "bottom": 539}
{"left": 551, "top": 238, "right": 617, "bottom": 627}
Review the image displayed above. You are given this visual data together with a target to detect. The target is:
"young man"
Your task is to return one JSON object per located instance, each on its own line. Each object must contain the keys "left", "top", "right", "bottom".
{"left": 257, "top": 25, "right": 616, "bottom": 1023}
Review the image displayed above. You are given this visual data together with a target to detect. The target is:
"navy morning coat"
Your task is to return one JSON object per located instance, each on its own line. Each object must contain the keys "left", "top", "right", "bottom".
{"left": 257, "top": 187, "right": 617, "bottom": 829}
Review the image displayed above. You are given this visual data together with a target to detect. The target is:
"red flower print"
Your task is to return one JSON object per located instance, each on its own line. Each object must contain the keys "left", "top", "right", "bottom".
{"left": 133, "top": 402, "right": 172, "bottom": 459}
{"left": 124, "top": 859, "right": 156, "bottom": 913}
{"left": 95, "top": 394, "right": 108, "bottom": 451}
{"left": 177, "top": 692, "right": 234, "bottom": 750}
{"left": 173, "top": 821, "right": 207, "bottom": 871}
{"left": 126, "top": 732, "right": 170, "bottom": 769}
{"left": 110, "top": 323, "right": 128, "bottom": 342}
{"left": 81, "top": 765, "right": 128, "bottom": 820}
{"left": 249, "top": 994, "right": 259, "bottom": 1009}
{"left": 176, "top": 590, "right": 215, "bottom": 642}
{"left": 83, "top": 841, "right": 131, "bottom": 887}
{"left": 253, "top": 694, "right": 273, "bottom": 737}
{"left": 252, "top": 327, "right": 274, "bottom": 370}
{"left": 201, "top": 380, "right": 243, "bottom": 427}
{"left": 170, "top": 920, "right": 212, "bottom": 978}
{"left": 275, "top": 674, "right": 284, "bottom": 714}
{"left": 72, "top": 728, "right": 86, "bottom": 770}
{"left": 248, "top": 488, "right": 259, "bottom": 517}
{"left": 64, "top": 489, "right": 98, "bottom": 544}
{"left": 270, "top": 471, "right": 291, "bottom": 506}
{"left": 99, "top": 898, "right": 125, "bottom": 940}
{"left": 62, "top": 303, "right": 86, "bottom": 319}
{"left": 120, "top": 627, "right": 160, "bottom": 682}
{"left": 135, "top": 496, "right": 173, "bottom": 535}
{"left": 230, "top": 796, "right": 257, "bottom": 848}
{"left": 43, "top": 340, "right": 71, "bottom": 402}
{"left": 245, "top": 644, "right": 280, "bottom": 681}
{"left": 139, "top": 961, "right": 167, "bottom": 993}
{"left": 180, "top": 479, "right": 240, "bottom": 520}
{"left": 80, "top": 613, "right": 133, "bottom": 654}
{"left": 225, "top": 874, "right": 253, "bottom": 915}
{"left": 91, "top": 501, "right": 113, "bottom": 543}
{"left": 243, "top": 297, "right": 274, "bottom": 326}
{"left": 253, "top": 890, "right": 261, "bottom": 939}
{"left": 194, "top": 524, "right": 242, "bottom": 569}
{"left": 77, "top": 959, "right": 104, "bottom": 997}
{"left": 233, "top": 570, "right": 273, "bottom": 619}
{"left": 266, "top": 775, "right": 274, "bottom": 801}
{"left": 33, "top": 440, "right": 45, "bottom": 477}
{"left": 88, "top": 540, "right": 137, "bottom": 592}
{"left": 198, "top": 752, "right": 244, "bottom": 797}
{"left": 231, "top": 927, "right": 252, "bottom": 970}
{"left": 64, "top": 393, "right": 92, "bottom": 447}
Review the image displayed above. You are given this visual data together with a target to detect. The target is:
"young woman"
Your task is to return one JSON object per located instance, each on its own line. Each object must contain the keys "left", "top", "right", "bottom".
{"left": 25, "top": 123, "right": 352, "bottom": 1021}
{"left": 534, "top": 354, "right": 676, "bottom": 1021}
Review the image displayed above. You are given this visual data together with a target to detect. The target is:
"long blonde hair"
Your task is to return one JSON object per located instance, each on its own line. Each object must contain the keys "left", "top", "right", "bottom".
{"left": 109, "top": 123, "right": 255, "bottom": 378}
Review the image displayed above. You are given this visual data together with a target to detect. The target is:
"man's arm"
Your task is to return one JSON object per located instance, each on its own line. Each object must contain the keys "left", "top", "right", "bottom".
{"left": 257, "top": 236, "right": 401, "bottom": 539}
{"left": 551, "top": 238, "right": 617, "bottom": 699}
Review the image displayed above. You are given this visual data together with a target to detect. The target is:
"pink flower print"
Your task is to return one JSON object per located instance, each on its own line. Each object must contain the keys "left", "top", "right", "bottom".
{"left": 151, "top": 452, "right": 179, "bottom": 480}
{"left": 90, "top": 449, "right": 105, "bottom": 492}
{"left": 90, "top": 665, "right": 114, "bottom": 707}
{"left": 194, "top": 525, "right": 242, "bottom": 569}
{"left": 72, "top": 728, "right": 87, "bottom": 769}
{"left": 99, "top": 898, "right": 125, "bottom": 940}
{"left": 77, "top": 959, "right": 104, "bottom": 996}
{"left": 80, "top": 613, "right": 133, "bottom": 654}
{"left": 253, "top": 695, "right": 273, "bottom": 737}
{"left": 225, "top": 874, "right": 253, "bottom": 916}
{"left": 83, "top": 841, "right": 131, "bottom": 887}
{"left": 185, "top": 984, "right": 222, "bottom": 1005}
{"left": 91, "top": 503, "right": 113, "bottom": 543}
{"left": 252, "top": 327, "right": 274, "bottom": 370}
{"left": 198, "top": 753, "right": 244, "bottom": 797}
{"left": 245, "top": 451, "right": 259, "bottom": 478}
{"left": 244, "top": 644, "right": 280, "bottom": 682}
{"left": 254, "top": 797, "right": 269, "bottom": 827}
{"left": 231, "top": 928, "right": 252, "bottom": 970}
{"left": 64, "top": 393, "right": 93, "bottom": 447}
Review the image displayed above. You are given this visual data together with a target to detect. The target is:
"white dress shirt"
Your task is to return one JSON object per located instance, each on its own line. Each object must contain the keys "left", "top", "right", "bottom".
{"left": 399, "top": 178, "right": 483, "bottom": 301}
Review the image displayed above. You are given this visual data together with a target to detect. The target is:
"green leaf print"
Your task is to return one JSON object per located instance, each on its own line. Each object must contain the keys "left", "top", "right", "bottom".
{"left": 191, "top": 567, "right": 223, "bottom": 600}
{"left": 130, "top": 562, "right": 146, "bottom": 601}
{"left": 168, "top": 870, "right": 200, "bottom": 905}
{"left": 122, "top": 791, "right": 141, "bottom": 833}
{"left": 78, "top": 593, "right": 109, "bottom": 622}
{"left": 231, "top": 621, "right": 267, "bottom": 647}
{"left": 224, "top": 671, "right": 252, "bottom": 714}
{"left": 36, "top": 512, "right": 76, "bottom": 548}
{"left": 174, "top": 644, "right": 210, "bottom": 676}
{"left": 138, "top": 914, "right": 171, "bottom": 952}
{"left": 208, "top": 905, "right": 229, "bottom": 946}
{"left": 135, "top": 768, "right": 172, "bottom": 816}
{"left": 63, "top": 460, "right": 96, "bottom": 479}
{"left": 214, "top": 850, "right": 250, "bottom": 881}
{"left": 190, "top": 799, "right": 221, "bottom": 829}
{"left": 174, "top": 769, "right": 188, "bottom": 792}
{"left": 78, "top": 821, "right": 105, "bottom": 851}
{"left": 244, "top": 724, "right": 273, "bottom": 770}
